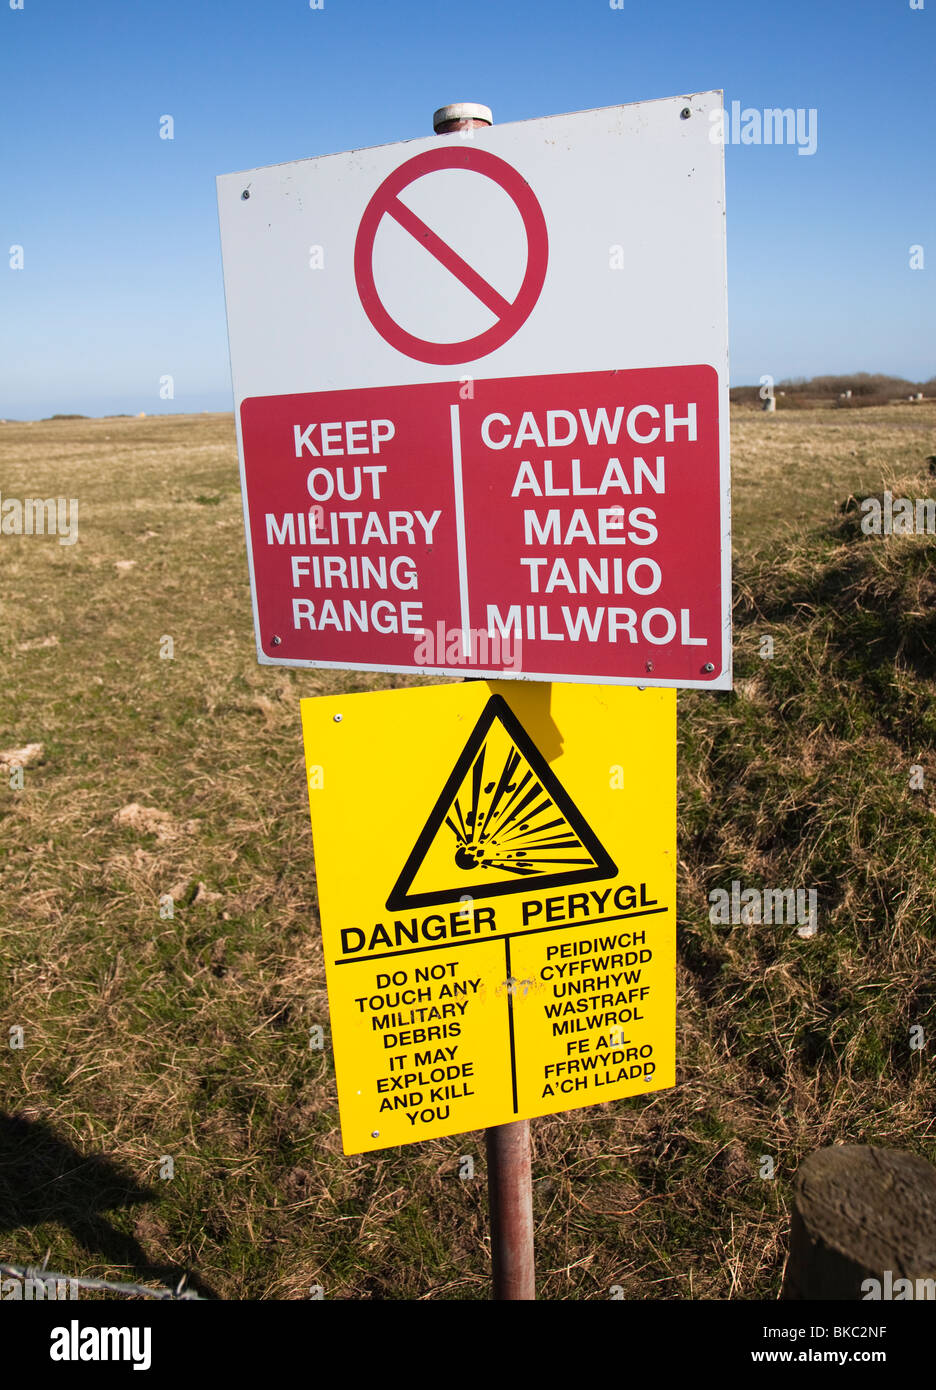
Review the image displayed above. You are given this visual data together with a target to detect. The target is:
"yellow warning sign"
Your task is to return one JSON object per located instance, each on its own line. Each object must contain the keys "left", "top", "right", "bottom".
{"left": 301, "top": 681, "right": 675, "bottom": 1155}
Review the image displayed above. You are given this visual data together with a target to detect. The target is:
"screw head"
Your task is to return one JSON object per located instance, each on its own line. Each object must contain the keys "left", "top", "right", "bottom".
{"left": 241, "top": 189, "right": 250, "bottom": 200}
{"left": 270, "top": 635, "right": 282, "bottom": 646}
{"left": 371, "top": 1130, "right": 379, "bottom": 1138}
{"left": 333, "top": 713, "right": 343, "bottom": 722}
{"left": 703, "top": 662, "right": 715, "bottom": 673}
{"left": 645, "top": 660, "right": 654, "bottom": 672}
{"left": 680, "top": 107, "right": 691, "bottom": 120}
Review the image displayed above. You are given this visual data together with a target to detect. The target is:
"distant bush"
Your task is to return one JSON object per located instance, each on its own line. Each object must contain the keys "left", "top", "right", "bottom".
{"left": 730, "top": 373, "right": 929, "bottom": 406}
{"left": 780, "top": 373, "right": 922, "bottom": 399}
{"left": 729, "top": 385, "right": 764, "bottom": 405}
{"left": 771, "top": 394, "right": 837, "bottom": 410}
{"left": 44, "top": 413, "right": 89, "bottom": 420}
{"left": 833, "top": 393, "right": 901, "bottom": 409}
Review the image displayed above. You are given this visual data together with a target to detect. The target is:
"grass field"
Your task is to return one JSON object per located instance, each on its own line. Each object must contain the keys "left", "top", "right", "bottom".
{"left": 1, "top": 402, "right": 934, "bottom": 1299}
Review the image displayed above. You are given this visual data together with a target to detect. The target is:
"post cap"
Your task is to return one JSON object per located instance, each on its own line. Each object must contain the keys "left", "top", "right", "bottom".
{"left": 433, "top": 102, "right": 493, "bottom": 132}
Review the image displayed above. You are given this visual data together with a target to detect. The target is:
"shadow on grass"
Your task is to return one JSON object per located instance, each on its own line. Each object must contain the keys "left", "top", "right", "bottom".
{"left": 0, "top": 1113, "right": 217, "bottom": 1298}
{"left": 736, "top": 533, "right": 936, "bottom": 684}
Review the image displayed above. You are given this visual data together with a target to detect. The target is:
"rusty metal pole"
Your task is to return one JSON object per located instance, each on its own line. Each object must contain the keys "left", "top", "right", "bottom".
{"left": 485, "top": 1121, "right": 535, "bottom": 1299}
{"left": 432, "top": 100, "right": 536, "bottom": 1301}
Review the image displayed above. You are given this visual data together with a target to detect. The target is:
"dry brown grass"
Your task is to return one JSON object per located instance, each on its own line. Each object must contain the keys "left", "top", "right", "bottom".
{"left": 0, "top": 404, "right": 934, "bottom": 1298}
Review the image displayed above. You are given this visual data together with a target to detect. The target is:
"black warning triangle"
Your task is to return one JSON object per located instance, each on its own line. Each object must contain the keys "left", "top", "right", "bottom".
{"left": 386, "top": 694, "right": 617, "bottom": 910}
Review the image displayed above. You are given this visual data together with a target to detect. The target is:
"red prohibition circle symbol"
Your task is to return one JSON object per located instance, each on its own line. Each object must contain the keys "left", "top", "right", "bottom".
{"left": 353, "top": 146, "right": 548, "bottom": 365}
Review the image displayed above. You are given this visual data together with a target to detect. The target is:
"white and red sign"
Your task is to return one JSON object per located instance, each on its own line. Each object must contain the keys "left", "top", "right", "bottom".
{"left": 219, "top": 95, "right": 731, "bottom": 687}
{"left": 354, "top": 146, "right": 549, "bottom": 365}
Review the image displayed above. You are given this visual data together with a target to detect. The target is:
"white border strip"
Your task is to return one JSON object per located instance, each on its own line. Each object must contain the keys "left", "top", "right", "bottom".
{"left": 256, "top": 650, "right": 731, "bottom": 689}
{"left": 449, "top": 402, "right": 471, "bottom": 659}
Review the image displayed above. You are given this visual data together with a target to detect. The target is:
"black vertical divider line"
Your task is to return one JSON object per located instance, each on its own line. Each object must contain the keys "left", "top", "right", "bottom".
{"left": 505, "top": 936, "right": 519, "bottom": 1113}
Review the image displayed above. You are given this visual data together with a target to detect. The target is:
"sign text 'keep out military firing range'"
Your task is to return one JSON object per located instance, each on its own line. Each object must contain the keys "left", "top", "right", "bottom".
{"left": 219, "top": 95, "right": 731, "bottom": 689}
{"left": 302, "top": 681, "right": 675, "bottom": 1155}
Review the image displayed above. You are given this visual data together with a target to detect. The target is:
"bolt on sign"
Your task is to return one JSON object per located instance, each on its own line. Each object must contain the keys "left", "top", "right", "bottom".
{"left": 218, "top": 93, "right": 731, "bottom": 689}
{"left": 301, "top": 680, "right": 675, "bottom": 1154}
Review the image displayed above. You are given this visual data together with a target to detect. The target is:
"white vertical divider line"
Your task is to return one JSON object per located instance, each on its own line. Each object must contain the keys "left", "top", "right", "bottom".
{"left": 449, "top": 402, "right": 472, "bottom": 658}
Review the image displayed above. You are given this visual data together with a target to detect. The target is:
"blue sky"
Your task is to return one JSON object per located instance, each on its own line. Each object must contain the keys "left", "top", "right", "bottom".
{"left": 0, "top": 0, "right": 932, "bottom": 418}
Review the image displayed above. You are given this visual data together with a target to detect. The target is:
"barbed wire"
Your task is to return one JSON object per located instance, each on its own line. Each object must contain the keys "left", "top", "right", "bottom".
{"left": 0, "top": 1260, "right": 206, "bottom": 1301}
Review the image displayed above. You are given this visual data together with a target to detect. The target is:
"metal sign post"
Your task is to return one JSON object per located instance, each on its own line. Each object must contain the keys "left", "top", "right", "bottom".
{"left": 486, "top": 1119, "right": 535, "bottom": 1300}
{"left": 433, "top": 102, "right": 536, "bottom": 1302}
